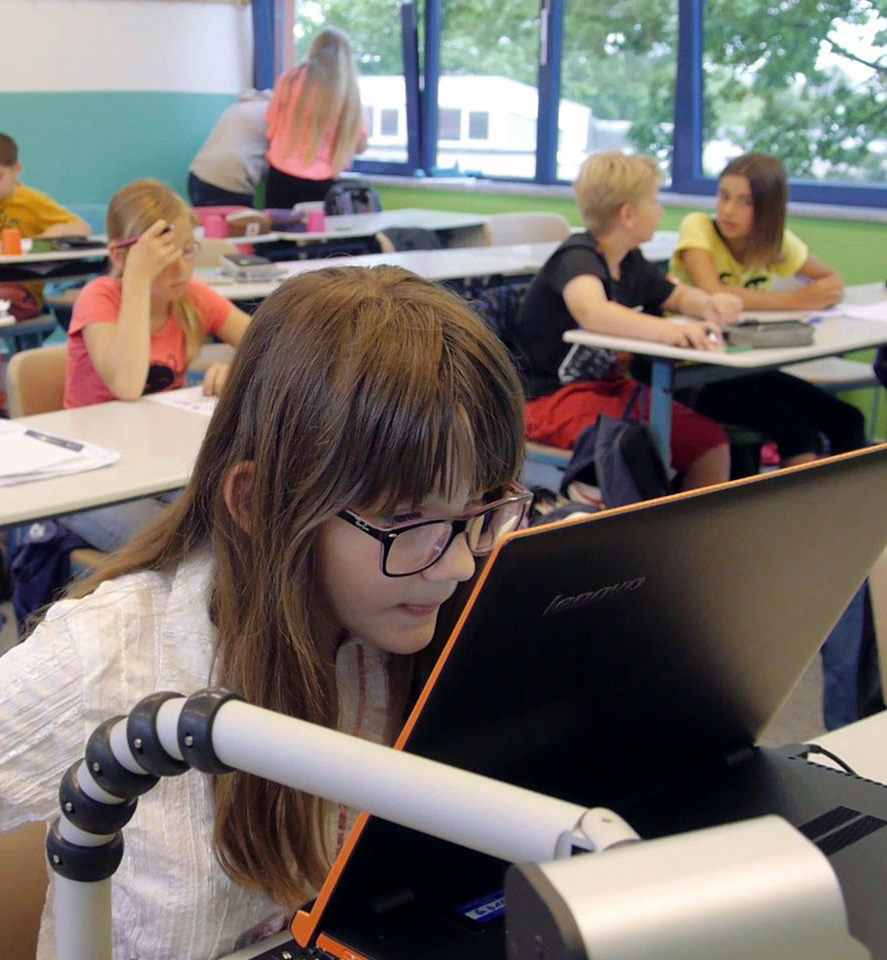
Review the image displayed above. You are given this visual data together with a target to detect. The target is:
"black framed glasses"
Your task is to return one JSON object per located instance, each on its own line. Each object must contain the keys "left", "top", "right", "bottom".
{"left": 338, "top": 485, "right": 533, "bottom": 577}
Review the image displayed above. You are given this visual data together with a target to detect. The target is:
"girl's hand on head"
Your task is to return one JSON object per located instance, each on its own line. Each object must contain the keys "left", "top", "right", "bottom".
{"left": 123, "top": 220, "right": 181, "bottom": 283}
{"left": 703, "top": 292, "right": 743, "bottom": 327}
{"left": 660, "top": 321, "right": 724, "bottom": 352}
{"left": 202, "top": 362, "right": 230, "bottom": 397}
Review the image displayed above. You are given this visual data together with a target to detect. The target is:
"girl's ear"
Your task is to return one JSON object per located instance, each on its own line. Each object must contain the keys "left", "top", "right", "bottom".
{"left": 108, "top": 246, "right": 127, "bottom": 274}
{"left": 223, "top": 461, "right": 256, "bottom": 533}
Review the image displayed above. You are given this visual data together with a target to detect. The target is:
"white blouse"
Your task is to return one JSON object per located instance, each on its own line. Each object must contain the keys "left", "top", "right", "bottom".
{"left": 0, "top": 550, "right": 393, "bottom": 959}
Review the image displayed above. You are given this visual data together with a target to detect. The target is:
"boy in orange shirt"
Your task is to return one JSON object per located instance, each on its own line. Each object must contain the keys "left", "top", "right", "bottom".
{"left": 0, "top": 133, "right": 91, "bottom": 239}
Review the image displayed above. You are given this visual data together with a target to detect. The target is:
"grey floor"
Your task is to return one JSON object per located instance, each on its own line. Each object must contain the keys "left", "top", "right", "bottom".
{"left": 0, "top": 599, "right": 827, "bottom": 744}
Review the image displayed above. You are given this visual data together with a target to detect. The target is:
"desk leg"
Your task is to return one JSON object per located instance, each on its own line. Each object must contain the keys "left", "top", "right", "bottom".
{"left": 649, "top": 361, "right": 674, "bottom": 464}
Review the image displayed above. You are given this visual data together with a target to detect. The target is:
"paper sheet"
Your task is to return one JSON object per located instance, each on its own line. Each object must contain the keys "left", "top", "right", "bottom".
{"left": 0, "top": 420, "right": 119, "bottom": 487}
{"left": 836, "top": 300, "right": 887, "bottom": 324}
{"left": 146, "top": 386, "right": 218, "bottom": 417}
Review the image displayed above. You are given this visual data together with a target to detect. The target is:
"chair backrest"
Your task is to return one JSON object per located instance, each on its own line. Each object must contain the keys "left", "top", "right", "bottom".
{"left": 6, "top": 345, "right": 68, "bottom": 417}
{"left": 482, "top": 212, "right": 571, "bottom": 246}
{"left": 0, "top": 821, "right": 48, "bottom": 960}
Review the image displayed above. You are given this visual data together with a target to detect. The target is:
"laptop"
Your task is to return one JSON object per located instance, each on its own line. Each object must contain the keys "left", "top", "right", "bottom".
{"left": 248, "top": 445, "right": 887, "bottom": 960}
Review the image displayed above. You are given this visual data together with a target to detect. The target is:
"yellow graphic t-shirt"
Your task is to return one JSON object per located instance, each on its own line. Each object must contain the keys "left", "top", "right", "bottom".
{"left": 0, "top": 183, "right": 80, "bottom": 238}
{"left": 669, "top": 212, "right": 809, "bottom": 290}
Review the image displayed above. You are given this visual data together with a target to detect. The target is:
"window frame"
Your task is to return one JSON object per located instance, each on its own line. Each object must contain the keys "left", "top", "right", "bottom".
{"left": 271, "top": 0, "right": 887, "bottom": 207}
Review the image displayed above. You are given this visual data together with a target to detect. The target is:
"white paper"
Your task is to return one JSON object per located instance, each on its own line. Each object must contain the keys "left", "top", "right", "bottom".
{"left": 836, "top": 300, "right": 887, "bottom": 324}
{"left": 0, "top": 420, "right": 119, "bottom": 486}
{"left": 145, "top": 386, "right": 218, "bottom": 417}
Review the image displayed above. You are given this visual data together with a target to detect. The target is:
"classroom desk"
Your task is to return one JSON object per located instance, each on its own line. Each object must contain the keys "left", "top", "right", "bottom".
{"left": 0, "top": 398, "right": 208, "bottom": 530}
{"left": 563, "top": 282, "right": 887, "bottom": 461}
{"left": 202, "top": 245, "right": 541, "bottom": 301}
{"left": 202, "top": 233, "right": 679, "bottom": 303}
{"left": 0, "top": 246, "right": 109, "bottom": 284}
{"left": 275, "top": 208, "right": 489, "bottom": 248}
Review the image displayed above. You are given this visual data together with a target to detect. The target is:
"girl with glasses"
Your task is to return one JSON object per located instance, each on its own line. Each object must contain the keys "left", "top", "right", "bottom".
{"left": 0, "top": 266, "right": 527, "bottom": 958}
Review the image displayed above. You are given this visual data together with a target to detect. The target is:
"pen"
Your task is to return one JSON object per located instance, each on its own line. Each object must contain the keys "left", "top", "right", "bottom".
{"left": 25, "top": 429, "right": 84, "bottom": 452}
{"left": 111, "top": 224, "right": 174, "bottom": 249}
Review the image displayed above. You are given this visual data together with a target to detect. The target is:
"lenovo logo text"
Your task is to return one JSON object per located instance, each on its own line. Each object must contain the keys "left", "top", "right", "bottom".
{"left": 542, "top": 577, "right": 646, "bottom": 617}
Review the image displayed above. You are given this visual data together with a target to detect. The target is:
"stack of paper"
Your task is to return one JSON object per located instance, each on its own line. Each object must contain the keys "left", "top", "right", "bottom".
{"left": 0, "top": 420, "right": 119, "bottom": 487}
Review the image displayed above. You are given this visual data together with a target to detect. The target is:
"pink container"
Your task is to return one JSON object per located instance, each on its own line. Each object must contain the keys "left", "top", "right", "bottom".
{"left": 203, "top": 214, "right": 228, "bottom": 238}
{"left": 307, "top": 210, "right": 327, "bottom": 233}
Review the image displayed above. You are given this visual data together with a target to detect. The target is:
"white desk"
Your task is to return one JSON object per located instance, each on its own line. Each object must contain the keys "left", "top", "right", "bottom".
{"left": 0, "top": 245, "right": 109, "bottom": 284}
{"left": 0, "top": 398, "right": 208, "bottom": 530}
{"left": 202, "top": 245, "right": 542, "bottom": 301}
{"left": 275, "top": 208, "right": 488, "bottom": 246}
{"left": 564, "top": 283, "right": 887, "bottom": 460}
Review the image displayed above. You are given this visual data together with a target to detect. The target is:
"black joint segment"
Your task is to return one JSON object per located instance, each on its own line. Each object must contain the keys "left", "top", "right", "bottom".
{"left": 59, "top": 763, "right": 138, "bottom": 834}
{"left": 86, "top": 717, "right": 159, "bottom": 799}
{"left": 46, "top": 818, "right": 124, "bottom": 883}
{"left": 177, "top": 688, "right": 244, "bottom": 774}
{"left": 126, "top": 691, "right": 189, "bottom": 777}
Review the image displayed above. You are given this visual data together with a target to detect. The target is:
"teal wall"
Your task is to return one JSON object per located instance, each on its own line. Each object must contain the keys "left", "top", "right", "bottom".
{"left": 1, "top": 91, "right": 235, "bottom": 205}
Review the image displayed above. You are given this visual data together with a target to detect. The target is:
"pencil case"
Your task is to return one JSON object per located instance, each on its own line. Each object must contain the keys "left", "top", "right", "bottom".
{"left": 724, "top": 320, "right": 814, "bottom": 348}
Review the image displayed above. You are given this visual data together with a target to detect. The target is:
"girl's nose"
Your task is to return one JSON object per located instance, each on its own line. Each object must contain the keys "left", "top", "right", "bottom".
{"left": 422, "top": 531, "right": 476, "bottom": 584}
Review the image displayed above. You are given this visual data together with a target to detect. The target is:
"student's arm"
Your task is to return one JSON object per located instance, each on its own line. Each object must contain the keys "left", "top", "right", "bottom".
{"left": 82, "top": 221, "right": 181, "bottom": 401}
{"left": 664, "top": 283, "right": 743, "bottom": 327}
{"left": 36, "top": 217, "right": 91, "bottom": 239}
{"left": 200, "top": 305, "right": 251, "bottom": 397}
{"left": 678, "top": 247, "right": 842, "bottom": 310}
{"left": 563, "top": 275, "right": 724, "bottom": 352}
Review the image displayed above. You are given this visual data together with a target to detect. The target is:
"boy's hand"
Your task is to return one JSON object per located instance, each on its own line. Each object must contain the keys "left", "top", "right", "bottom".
{"left": 660, "top": 320, "right": 724, "bottom": 352}
{"left": 702, "top": 292, "right": 743, "bottom": 327}
{"left": 123, "top": 220, "right": 180, "bottom": 283}
{"left": 202, "top": 363, "right": 230, "bottom": 397}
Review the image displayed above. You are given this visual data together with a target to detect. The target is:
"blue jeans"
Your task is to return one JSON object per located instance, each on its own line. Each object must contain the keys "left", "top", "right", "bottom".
{"left": 59, "top": 491, "right": 180, "bottom": 553}
{"left": 821, "top": 583, "right": 868, "bottom": 730}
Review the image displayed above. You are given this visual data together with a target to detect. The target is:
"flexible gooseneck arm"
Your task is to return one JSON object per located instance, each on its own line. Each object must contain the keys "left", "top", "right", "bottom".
{"left": 48, "top": 687, "right": 638, "bottom": 960}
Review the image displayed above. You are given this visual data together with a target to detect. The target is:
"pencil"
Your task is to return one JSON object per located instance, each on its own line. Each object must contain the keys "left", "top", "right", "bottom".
{"left": 111, "top": 224, "right": 175, "bottom": 249}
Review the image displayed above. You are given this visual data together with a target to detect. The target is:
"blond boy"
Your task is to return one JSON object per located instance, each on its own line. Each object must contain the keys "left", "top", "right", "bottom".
{"left": 511, "top": 151, "right": 742, "bottom": 490}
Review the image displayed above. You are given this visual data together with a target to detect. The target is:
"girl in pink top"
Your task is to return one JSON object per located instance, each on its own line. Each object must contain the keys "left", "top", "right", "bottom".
{"left": 58, "top": 180, "right": 252, "bottom": 552}
{"left": 65, "top": 179, "right": 251, "bottom": 409}
{"left": 265, "top": 28, "right": 368, "bottom": 209}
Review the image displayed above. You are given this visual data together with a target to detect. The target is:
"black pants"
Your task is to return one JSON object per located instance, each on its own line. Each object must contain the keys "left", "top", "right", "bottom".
{"left": 187, "top": 173, "right": 254, "bottom": 209}
{"left": 265, "top": 165, "right": 334, "bottom": 209}
{"left": 690, "top": 371, "right": 867, "bottom": 459}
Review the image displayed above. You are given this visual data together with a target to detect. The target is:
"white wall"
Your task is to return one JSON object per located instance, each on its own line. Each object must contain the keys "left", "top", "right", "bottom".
{"left": 0, "top": 0, "right": 252, "bottom": 92}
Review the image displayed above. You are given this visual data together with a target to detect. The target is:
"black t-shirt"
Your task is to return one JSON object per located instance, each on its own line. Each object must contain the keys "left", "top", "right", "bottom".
{"left": 511, "top": 232, "right": 675, "bottom": 399}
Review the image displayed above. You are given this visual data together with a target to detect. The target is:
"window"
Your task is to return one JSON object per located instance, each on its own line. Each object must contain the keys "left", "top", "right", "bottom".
{"left": 438, "top": 108, "right": 462, "bottom": 141}
{"left": 380, "top": 108, "right": 399, "bottom": 137}
{"left": 290, "top": 0, "right": 409, "bottom": 165}
{"left": 435, "top": 0, "right": 540, "bottom": 177}
{"left": 557, "top": 0, "right": 678, "bottom": 183}
{"left": 702, "top": 0, "right": 887, "bottom": 186}
{"left": 468, "top": 111, "right": 489, "bottom": 140}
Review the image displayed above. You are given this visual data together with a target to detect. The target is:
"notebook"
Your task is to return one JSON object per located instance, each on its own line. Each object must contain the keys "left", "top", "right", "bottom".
{"left": 274, "top": 446, "right": 887, "bottom": 960}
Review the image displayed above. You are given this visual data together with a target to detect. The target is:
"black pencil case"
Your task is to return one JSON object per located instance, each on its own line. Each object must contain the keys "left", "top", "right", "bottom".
{"left": 724, "top": 320, "right": 814, "bottom": 348}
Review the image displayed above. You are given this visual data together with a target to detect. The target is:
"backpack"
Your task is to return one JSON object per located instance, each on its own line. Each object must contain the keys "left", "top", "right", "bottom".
{"left": 559, "top": 385, "right": 671, "bottom": 509}
{"left": 0, "top": 283, "right": 40, "bottom": 320}
{"left": 323, "top": 181, "right": 382, "bottom": 216}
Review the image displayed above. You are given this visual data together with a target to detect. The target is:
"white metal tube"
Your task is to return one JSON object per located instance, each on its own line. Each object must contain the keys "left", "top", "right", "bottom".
{"left": 55, "top": 877, "right": 112, "bottom": 960}
{"left": 211, "top": 699, "right": 589, "bottom": 864}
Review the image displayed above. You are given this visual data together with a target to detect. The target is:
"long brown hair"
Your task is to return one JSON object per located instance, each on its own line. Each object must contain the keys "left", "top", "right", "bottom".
{"left": 70, "top": 266, "right": 525, "bottom": 906}
{"left": 720, "top": 152, "right": 787, "bottom": 268}
{"left": 273, "top": 27, "right": 363, "bottom": 176}
{"left": 106, "top": 179, "right": 205, "bottom": 363}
